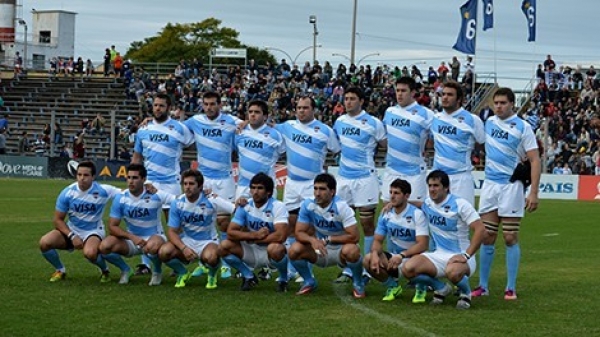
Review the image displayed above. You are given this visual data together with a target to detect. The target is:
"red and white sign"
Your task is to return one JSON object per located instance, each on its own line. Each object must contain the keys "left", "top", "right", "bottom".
{"left": 577, "top": 175, "right": 600, "bottom": 201}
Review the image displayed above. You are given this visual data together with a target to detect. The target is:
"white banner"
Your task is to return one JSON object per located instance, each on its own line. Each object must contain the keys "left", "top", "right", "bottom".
{"left": 212, "top": 48, "right": 247, "bottom": 58}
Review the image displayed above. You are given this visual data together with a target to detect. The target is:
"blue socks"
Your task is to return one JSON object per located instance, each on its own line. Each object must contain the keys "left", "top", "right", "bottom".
{"left": 220, "top": 232, "right": 231, "bottom": 270}
{"left": 166, "top": 258, "right": 188, "bottom": 275}
{"left": 383, "top": 276, "right": 398, "bottom": 288}
{"left": 222, "top": 254, "right": 253, "bottom": 279}
{"left": 456, "top": 276, "right": 471, "bottom": 295}
{"left": 90, "top": 255, "right": 108, "bottom": 271}
{"left": 102, "top": 253, "right": 130, "bottom": 272}
{"left": 286, "top": 237, "right": 298, "bottom": 276}
{"left": 478, "top": 244, "right": 495, "bottom": 289}
{"left": 141, "top": 254, "right": 152, "bottom": 268}
{"left": 269, "top": 255, "right": 289, "bottom": 282}
{"left": 506, "top": 243, "right": 521, "bottom": 291}
{"left": 146, "top": 254, "right": 162, "bottom": 274}
{"left": 346, "top": 257, "right": 364, "bottom": 286}
{"left": 363, "top": 236, "right": 374, "bottom": 255}
{"left": 42, "top": 249, "right": 64, "bottom": 271}
{"left": 291, "top": 259, "right": 315, "bottom": 285}
{"left": 412, "top": 274, "right": 446, "bottom": 291}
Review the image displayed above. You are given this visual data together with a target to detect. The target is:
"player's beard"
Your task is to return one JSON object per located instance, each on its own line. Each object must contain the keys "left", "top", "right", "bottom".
{"left": 154, "top": 111, "right": 168, "bottom": 123}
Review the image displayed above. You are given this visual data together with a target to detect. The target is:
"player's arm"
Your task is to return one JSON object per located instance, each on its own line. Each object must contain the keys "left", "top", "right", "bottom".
{"left": 52, "top": 210, "right": 71, "bottom": 237}
{"left": 525, "top": 147, "right": 541, "bottom": 212}
{"left": 166, "top": 206, "right": 187, "bottom": 251}
{"left": 368, "top": 233, "right": 386, "bottom": 273}
{"left": 255, "top": 222, "right": 287, "bottom": 245}
{"left": 294, "top": 221, "right": 316, "bottom": 245}
{"left": 402, "top": 235, "right": 429, "bottom": 258}
{"left": 227, "top": 221, "right": 268, "bottom": 242}
{"left": 131, "top": 151, "right": 143, "bottom": 164}
{"left": 332, "top": 223, "right": 360, "bottom": 245}
{"left": 465, "top": 219, "right": 485, "bottom": 258}
{"left": 166, "top": 227, "right": 186, "bottom": 251}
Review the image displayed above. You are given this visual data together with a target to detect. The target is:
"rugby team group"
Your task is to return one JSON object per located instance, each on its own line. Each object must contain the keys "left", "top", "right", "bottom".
{"left": 37, "top": 77, "right": 541, "bottom": 309}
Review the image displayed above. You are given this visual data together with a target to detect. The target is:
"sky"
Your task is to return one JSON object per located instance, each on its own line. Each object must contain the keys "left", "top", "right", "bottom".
{"left": 15, "top": 0, "right": 600, "bottom": 89}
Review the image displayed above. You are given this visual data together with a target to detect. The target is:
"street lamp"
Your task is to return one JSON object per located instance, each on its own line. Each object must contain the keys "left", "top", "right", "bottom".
{"left": 265, "top": 45, "right": 322, "bottom": 66}
{"left": 309, "top": 15, "right": 318, "bottom": 66}
{"left": 350, "top": 0, "right": 358, "bottom": 65}
{"left": 17, "top": 19, "right": 27, "bottom": 70}
{"left": 332, "top": 53, "right": 351, "bottom": 63}
{"left": 357, "top": 52, "right": 380, "bottom": 65}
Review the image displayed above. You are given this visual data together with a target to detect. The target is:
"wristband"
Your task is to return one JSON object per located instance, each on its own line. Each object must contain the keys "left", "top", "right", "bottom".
{"left": 68, "top": 232, "right": 76, "bottom": 240}
{"left": 463, "top": 253, "right": 471, "bottom": 260}
{"left": 322, "top": 236, "right": 330, "bottom": 245}
{"left": 400, "top": 252, "right": 407, "bottom": 259}
{"left": 180, "top": 245, "right": 188, "bottom": 252}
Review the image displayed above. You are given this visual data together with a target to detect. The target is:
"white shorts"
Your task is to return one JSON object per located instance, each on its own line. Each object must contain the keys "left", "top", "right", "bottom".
{"left": 241, "top": 242, "right": 270, "bottom": 269}
{"left": 204, "top": 177, "right": 235, "bottom": 202}
{"left": 337, "top": 173, "right": 379, "bottom": 207}
{"left": 315, "top": 244, "right": 346, "bottom": 268}
{"left": 69, "top": 223, "right": 105, "bottom": 242}
{"left": 152, "top": 182, "right": 181, "bottom": 209}
{"left": 449, "top": 171, "right": 475, "bottom": 206}
{"left": 182, "top": 236, "right": 219, "bottom": 256}
{"left": 283, "top": 179, "right": 314, "bottom": 211}
{"left": 125, "top": 234, "right": 166, "bottom": 257}
{"left": 421, "top": 250, "right": 476, "bottom": 278}
{"left": 478, "top": 180, "right": 525, "bottom": 218}
{"left": 381, "top": 170, "right": 427, "bottom": 202}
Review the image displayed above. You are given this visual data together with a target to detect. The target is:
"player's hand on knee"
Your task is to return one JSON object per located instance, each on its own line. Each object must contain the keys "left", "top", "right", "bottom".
{"left": 389, "top": 254, "right": 402, "bottom": 269}
{"left": 449, "top": 254, "right": 468, "bottom": 264}
{"left": 72, "top": 236, "right": 84, "bottom": 249}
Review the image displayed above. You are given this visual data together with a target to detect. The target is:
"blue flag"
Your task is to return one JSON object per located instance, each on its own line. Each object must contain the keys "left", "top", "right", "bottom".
{"left": 482, "top": 0, "right": 493, "bottom": 30}
{"left": 521, "top": 0, "right": 536, "bottom": 42}
{"left": 453, "top": 0, "right": 478, "bottom": 55}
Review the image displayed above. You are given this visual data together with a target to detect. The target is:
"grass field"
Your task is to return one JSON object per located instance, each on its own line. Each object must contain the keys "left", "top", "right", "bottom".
{"left": 1, "top": 178, "right": 599, "bottom": 337}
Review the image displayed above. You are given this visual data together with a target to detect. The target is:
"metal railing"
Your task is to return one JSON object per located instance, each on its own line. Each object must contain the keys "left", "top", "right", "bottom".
{"left": 465, "top": 72, "right": 497, "bottom": 111}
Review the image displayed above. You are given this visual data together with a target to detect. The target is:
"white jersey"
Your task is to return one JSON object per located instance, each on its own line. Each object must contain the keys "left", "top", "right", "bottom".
{"left": 422, "top": 194, "right": 480, "bottom": 254}
{"left": 375, "top": 204, "right": 428, "bottom": 253}
{"left": 235, "top": 124, "right": 285, "bottom": 187}
{"left": 383, "top": 102, "right": 434, "bottom": 176}
{"left": 485, "top": 115, "right": 538, "bottom": 184}
{"left": 109, "top": 189, "right": 175, "bottom": 237}
{"left": 134, "top": 118, "right": 194, "bottom": 184}
{"left": 431, "top": 108, "right": 484, "bottom": 175}
{"left": 55, "top": 182, "right": 121, "bottom": 231}
{"left": 333, "top": 111, "right": 386, "bottom": 179}
{"left": 184, "top": 113, "right": 241, "bottom": 179}
{"left": 276, "top": 119, "right": 340, "bottom": 181}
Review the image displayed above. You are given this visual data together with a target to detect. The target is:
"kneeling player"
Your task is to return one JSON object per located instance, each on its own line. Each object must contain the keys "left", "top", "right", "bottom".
{"left": 289, "top": 173, "right": 366, "bottom": 298}
{"left": 99, "top": 164, "right": 175, "bottom": 285}
{"left": 219, "top": 173, "right": 290, "bottom": 292}
{"left": 159, "top": 169, "right": 234, "bottom": 289}
{"left": 363, "top": 179, "right": 429, "bottom": 302}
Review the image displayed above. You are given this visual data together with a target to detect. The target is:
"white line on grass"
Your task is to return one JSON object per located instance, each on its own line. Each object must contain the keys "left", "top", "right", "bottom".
{"left": 333, "top": 285, "right": 440, "bottom": 337}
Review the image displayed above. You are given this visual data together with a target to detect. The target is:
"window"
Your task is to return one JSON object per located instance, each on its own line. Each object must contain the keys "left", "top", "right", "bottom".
{"left": 39, "top": 31, "right": 51, "bottom": 44}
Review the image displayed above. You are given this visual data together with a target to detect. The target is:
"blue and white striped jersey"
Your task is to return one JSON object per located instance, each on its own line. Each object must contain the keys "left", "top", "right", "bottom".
{"left": 421, "top": 194, "right": 480, "bottom": 254}
{"left": 168, "top": 193, "right": 234, "bottom": 241}
{"left": 431, "top": 108, "right": 485, "bottom": 175}
{"left": 298, "top": 196, "right": 356, "bottom": 240}
{"left": 56, "top": 182, "right": 121, "bottom": 231}
{"left": 383, "top": 102, "right": 434, "bottom": 176}
{"left": 235, "top": 124, "right": 285, "bottom": 187}
{"left": 134, "top": 118, "right": 194, "bottom": 184}
{"left": 184, "top": 113, "right": 241, "bottom": 179}
{"left": 275, "top": 119, "right": 340, "bottom": 181}
{"left": 109, "top": 190, "right": 175, "bottom": 237}
{"left": 484, "top": 114, "right": 538, "bottom": 184}
{"left": 333, "top": 111, "right": 386, "bottom": 179}
{"left": 231, "top": 198, "right": 289, "bottom": 240}
{"left": 375, "top": 204, "right": 428, "bottom": 253}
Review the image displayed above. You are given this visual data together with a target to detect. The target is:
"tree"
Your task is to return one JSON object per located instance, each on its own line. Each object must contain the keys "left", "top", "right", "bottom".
{"left": 125, "top": 18, "right": 275, "bottom": 66}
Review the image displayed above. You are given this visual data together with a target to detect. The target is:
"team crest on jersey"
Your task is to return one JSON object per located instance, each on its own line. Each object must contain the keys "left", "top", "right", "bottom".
{"left": 314, "top": 126, "right": 320, "bottom": 133}
{"left": 443, "top": 205, "right": 451, "bottom": 213}
{"left": 265, "top": 210, "right": 272, "bottom": 218}
{"left": 362, "top": 119, "right": 367, "bottom": 124}
{"left": 144, "top": 195, "right": 151, "bottom": 203}
{"left": 92, "top": 192, "right": 99, "bottom": 199}
{"left": 406, "top": 216, "right": 413, "bottom": 223}
{"left": 457, "top": 116, "right": 464, "bottom": 123}
{"left": 220, "top": 120, "right": 225, "bottom": 125}
{"left": 199, "top": 203, "right": 206, "bottom": 209}
{"left": 263, "top": 132, "right": 270, "bottom": 138}
{"left": 329, "top": 209, "right": 336, "bottom": 217}
{"left": 411, "top": 110, "right": 417, "bottom": 115}
{"left": 168, "top": 125, "right": 174, "bottom": 130}
{"left": 510, "top": 122, "right": 516, "bottom": 128}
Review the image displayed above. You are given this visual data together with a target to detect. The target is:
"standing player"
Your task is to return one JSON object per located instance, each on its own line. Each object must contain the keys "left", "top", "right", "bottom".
{"left": 98, "top": 164, "right": 175, "bottom": 286}
{"left": 471, "top": 88, "right": 541, "bottom": 300}
{"left": 39, "top": 161, "right": 121, "bottom": 282}
{"left": 382, "top": 77, "right": 434, "bottom": 203}
{"left": 402, "top": 170, "right": 485, "bottom": 309}
{"left": 184, "top": 91, "right": 242, "bottom": 279}
{"left": 430, "top": 81, "right": 485, "bottom": 205}
{"left": 132, "top": 93, "right": 194, "bottom": 275}
{"left": 219, "top": 173, "right": 290, "bottom": 292}
{"left": 289, "top": 173, "right": 366, "bottom": 298}
{"left": 363, "top": 179, "right": 429, "bottom": 302}
{"left": 333, "top": 86, "right": 387, "bottom": 282}
{"left": 235, "top": 99, "right": 285, "bottom": 199}
{"left": 158, "top": 169, "right": 235, "bottom": 289}
{"left": 275, "top": 95, "right": 340, "bottom": 281}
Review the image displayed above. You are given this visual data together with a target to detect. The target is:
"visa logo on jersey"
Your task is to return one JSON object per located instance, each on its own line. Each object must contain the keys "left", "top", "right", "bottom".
{"left": 248, "top": 220, "right": 269, "bottom": 231}
{"left": 127, "top": 208, "right": 150, "bottom": 218}
{"left": 292, "top": 134, "right": 313, "bottom": 143}
{"left": 183, "top": 214, "right": 205, "bottom": 223}
{"left": 341, "top": 128, "right": 360, "bottom": 136}
{"left": 391, "top": 118, "right": 410, "bottom": 127}
{"left": 74, "top": 203, "right": 97, "bottom": 213}
{"left": 437, "top": 126, "right": 457, "bottom": 135}
{"left": 243, "top": 140, "right": 263, "bottom": 148}
{"left": 150, "top": 134, "right": 170, "bottom": 142}
{"left": 491, "top": 129, "right": 509, "bottom": 140}
{"left": 316, "top": 219, "right": 336, "bottom": 228}
{"left": 428, "top": 215, "right": 447, "bottom": 226}
{"left": 202, "top": 129, "right": 222, "bottom": 137}
{"left": 390, "top": 227, "right": 414, "bottom": 238}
